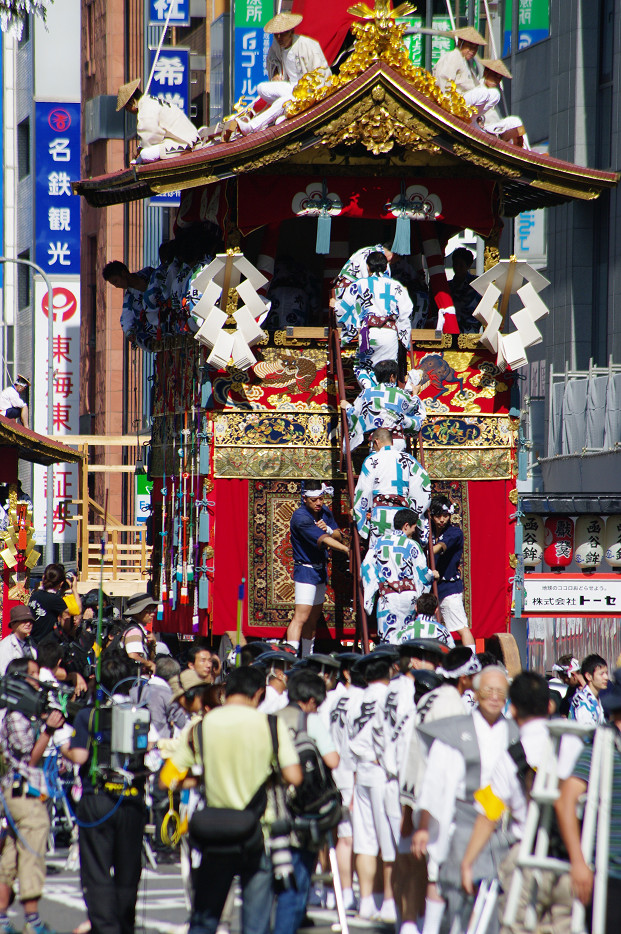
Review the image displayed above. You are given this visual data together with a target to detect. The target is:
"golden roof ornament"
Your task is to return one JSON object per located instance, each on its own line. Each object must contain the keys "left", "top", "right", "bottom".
{"left": 285, "top": 0, "right": 473, "bottom": 123}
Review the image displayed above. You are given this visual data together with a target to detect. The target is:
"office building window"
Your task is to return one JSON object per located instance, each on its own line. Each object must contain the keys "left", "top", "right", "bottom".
{"left": 17, "top": 119, "right": 30, "bottom": 180}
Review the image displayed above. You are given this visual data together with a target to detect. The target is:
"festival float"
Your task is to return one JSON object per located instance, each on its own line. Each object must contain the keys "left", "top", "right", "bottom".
{"left": 74, "top": 2, "right": 618, "bottom": 653}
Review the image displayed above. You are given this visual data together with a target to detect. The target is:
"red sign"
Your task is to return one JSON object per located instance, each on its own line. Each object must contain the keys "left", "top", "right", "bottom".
{"left": 42, "top": 286, "right": 78, "bottom": 323}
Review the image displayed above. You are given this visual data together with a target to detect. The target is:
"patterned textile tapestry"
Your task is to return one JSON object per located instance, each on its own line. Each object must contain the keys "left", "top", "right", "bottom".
{"left": 248, "top": 479, "right": 355, "bottom": 636}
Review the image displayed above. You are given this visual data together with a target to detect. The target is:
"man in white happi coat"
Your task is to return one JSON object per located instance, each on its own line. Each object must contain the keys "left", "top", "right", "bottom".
{"left": 227, "top": 12, "right": 330, "bottom": 136}
{"left": 117, "top": 78, "right": 199, "bottom": 163}
{"left": 361, "top": 508, "right": 437, "bottom": 644}
{"left": 347, "top": 650, "right": 399, "bottom": 921}
{"left": 414, "top": 666, "right": 515, "bottom": 934}
{"left": 341, "top": 359, "right": 426, "bottom": 453}
{"left": 336, "top": 252, "right": 413, "bottom": 388}
{"left": 352, "top": 429, "right": 431, "bottom": 547}
{"left": 321, "top": 654, "right": 365, "bottom": 913}
{"left": 433, "top": 26, "right": 486, "bottom": 96}
{"left": 333, "top": 244, "right": 396, "bottom": 300}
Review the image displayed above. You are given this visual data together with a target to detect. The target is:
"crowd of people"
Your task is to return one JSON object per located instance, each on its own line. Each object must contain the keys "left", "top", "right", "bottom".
{"left": 0, "top": 576, "right": 620, "bottom": 934}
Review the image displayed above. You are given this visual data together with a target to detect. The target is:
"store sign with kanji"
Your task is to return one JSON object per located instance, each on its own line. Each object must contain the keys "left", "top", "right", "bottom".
{"left": 523, "top": 574, "right": 621, "bottom": 617}
{"left": 32, "top": 280, "right": 81, "bottom": 545}
{"left": 35, "top": 103, "right": 81, "bottom": 277}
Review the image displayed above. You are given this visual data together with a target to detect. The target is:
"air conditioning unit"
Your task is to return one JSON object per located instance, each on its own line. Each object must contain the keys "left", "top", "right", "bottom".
{"left": 85, "top": 96, "right": 134, "bottom": 145}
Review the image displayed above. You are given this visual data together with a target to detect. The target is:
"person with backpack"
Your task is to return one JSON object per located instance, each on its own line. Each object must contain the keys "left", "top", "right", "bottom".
{"left": 161, "top": 666, "right": 302, "bottom": 934}
{"left": 460, "top": 672, "right": 572, "bottom": 934}
{"left": 114, "top": 592, "right": 158, "bottom": 674}
{"left": 274, "top": 670, "right": 340, "bottom": 934}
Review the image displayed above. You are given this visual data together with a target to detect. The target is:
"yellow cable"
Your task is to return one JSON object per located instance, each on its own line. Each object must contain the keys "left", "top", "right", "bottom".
{"left": 160, "top": 790, "right": 182, "bottom": 847}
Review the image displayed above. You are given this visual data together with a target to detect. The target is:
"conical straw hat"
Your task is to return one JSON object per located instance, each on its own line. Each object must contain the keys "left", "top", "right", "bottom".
{"left": 452, "top": 26, "right": 487, "bottom": 46}
{"left": 116, "top": 78, "right": 141, "bottom": 112}
{"left": 264, "top": 12, "right": 303, "bottom": 34}
{"left": 480, "top": 58, "right": 512, "bottom": 79}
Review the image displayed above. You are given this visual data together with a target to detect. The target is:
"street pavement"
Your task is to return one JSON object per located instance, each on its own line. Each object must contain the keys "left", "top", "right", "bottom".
{"left": 29, "top": 849, "right": 389, "bottom": 934}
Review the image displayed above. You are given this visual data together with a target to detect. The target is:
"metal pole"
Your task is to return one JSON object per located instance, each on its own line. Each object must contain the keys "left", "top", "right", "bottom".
{"left": 144, "top": 0, "right": 175, "bottom": 96}
{"left": 0, "top": 256, "right": 54, "bottom": 560}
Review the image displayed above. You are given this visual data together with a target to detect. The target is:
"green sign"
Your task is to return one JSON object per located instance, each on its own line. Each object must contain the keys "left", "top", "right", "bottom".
{"left": 503, "top": 0, "right": 550, "bottom": 54}
{"left": 234, "top": 0, "right": 274, "bottom": 29}
{"left": 400, "top": 16, "right": 454, "bottom": 69}
{"left": 135, "top": 474, "right": 154, "bottom": 526}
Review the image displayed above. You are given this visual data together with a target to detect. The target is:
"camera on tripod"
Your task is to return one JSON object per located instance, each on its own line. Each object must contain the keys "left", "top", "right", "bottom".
{"left": 268, "top": 818, "right": 297, "bottom": 892}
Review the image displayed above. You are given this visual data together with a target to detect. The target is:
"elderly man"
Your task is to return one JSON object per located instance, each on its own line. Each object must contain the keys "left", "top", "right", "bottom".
{"left": 286, "top": 480, "right": 349, "bottom": 657}
{"left": 353, "top": 428, "right": 431, "bottom": 548}
{"left": 117, "top": 78, "right": 199, "bottom": 163}
{"left": 433, "top": 26, "right": 486, "bottom": 96}
{"left": 414, "top": 665, "right": 515, "bottom": 934}
{"left": 0, "top": 374, "right": 29, "bottom": 427}
{"left": 0, "top": 605, "right": 38, "bottom": 676}
{"left": 227, "top": 12, "right": 330, "bottom": 136}
{"left": 341, "top": 359, "right": 426, "bottom": 452}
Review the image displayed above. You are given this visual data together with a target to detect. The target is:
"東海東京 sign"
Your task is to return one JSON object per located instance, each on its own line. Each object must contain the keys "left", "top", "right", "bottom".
{"left": 523, "top": 574, "right": 621, "bottom": 617}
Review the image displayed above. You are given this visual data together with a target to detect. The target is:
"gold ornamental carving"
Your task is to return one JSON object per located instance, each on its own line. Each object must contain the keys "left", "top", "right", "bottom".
{"left": 424, "top": 447, "right": 515, "bottom": 481}
{"left": 214, "top": 446, "right": 343, "bottom": 479}
{"left": 452, "top": 144, "right": 522, "bottom": 179}
{"left": 284, "top": 1, "right": 472, "bottom": 123}
{"left": 318, "top": 97, "right": 442, "bottom": 155}
{"left": 233, "top": 141, "right": 304, "bottom": 173}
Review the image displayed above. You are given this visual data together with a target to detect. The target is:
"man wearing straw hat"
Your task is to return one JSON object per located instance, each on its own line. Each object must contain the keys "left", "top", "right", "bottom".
{"left": 0, "top": 373, "right": 29, "bottom": 427}
{"left": 433, "top": 26, "right": 487, "bottom": 96}
{"left": 466, "top": 59, "right": 529, "bottom": 147}
{"left": 226, "top": 11, "right": 330, "bottom": 137}
{"left": 116, "top": 78, "right": 199, "bottom": 163}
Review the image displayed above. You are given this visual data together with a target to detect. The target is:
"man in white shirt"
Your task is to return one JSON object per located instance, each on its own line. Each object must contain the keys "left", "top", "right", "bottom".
{"left": 433, "top": 27, "right": 486, "bottom": 96}
{"left": 0, "top": 605, "right": 37, "bottom": 676}
{"left": 258, "top": 650, "right": 295, "bottom": 714}
{"left": 117, "top": 78, "right": 199, "bottom": 163}
{"left": 414, "top": 666, "right": 514, "bottom": 934}
{"left": 0, "top": 374, "right": 29, "bottom": 427}
{"left": 461, "top": 672, "right": 572, "bottom": 934}
{"left": 227, "top": 12, "right": 330, "bottom": 137}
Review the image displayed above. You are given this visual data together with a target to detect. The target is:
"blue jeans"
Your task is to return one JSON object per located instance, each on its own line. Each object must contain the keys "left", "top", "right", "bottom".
{"left": 189, "top": 845, "right": 273, "bottom": 934}
{"left": 272, "top": 848, "right": 316, "bottom": 934}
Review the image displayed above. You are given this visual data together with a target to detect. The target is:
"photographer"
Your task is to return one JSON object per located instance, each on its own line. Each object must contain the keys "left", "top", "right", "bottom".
{"left": 49, "top": 607, "right": 93, "bottom": 696}
{"left": 29, "top": 564, "right": 81, "bottom": 644}
{"left": 161, "top": 666, "right": 302, "bottom": 934}
{"left": 61, "top": 651, "right": 147, "bottom": 934}
{"left": 0, "top": 656, "right": 65, "bottom": 934}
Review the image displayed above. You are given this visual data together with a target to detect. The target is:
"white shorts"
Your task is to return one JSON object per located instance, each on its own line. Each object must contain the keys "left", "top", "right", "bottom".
{"left": 439, "top": 592, "right": 469, "bottom": 633}
{"left": 337, "top": 780, "right": 354, "bottom": 839}
{"left": 294, "top": 581, "right": 326, "bottom": 606}
{"left": 352, "top": 783, "right": 397, "bottom": 861}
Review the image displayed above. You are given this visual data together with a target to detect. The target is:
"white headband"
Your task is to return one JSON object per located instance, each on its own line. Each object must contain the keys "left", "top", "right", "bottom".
{"left": 438, "top": 503, "right": 455, "bottom": 514}
{"left": 436, "top": 656, "right": 482, "bottom": 679}
{"left": 552, "top": 658, "right": 580, "bottom": 676}
{"left": 305, "top": 484, "right": 334, "bottom": 498}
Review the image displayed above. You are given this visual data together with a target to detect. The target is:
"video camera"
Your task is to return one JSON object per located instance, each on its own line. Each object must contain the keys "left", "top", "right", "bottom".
{"left": 0, "top": 674, "right": 76, "bottom": 721}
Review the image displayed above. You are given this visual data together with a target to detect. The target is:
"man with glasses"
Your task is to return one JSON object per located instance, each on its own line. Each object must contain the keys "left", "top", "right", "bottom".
{"left": 414, "top": 665, "right": 514, "bottom": 934}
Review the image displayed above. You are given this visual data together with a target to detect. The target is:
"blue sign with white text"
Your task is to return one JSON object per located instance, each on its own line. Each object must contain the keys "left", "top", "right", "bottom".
{"left": 35, "top": 102, "right": 81, "bottom": 277}
{"left": 148, "top": 47, "right": 191, "bottom": 114}
{"left": 234, "top": 28, "right": 271, "bottom": 104}
{"left": 149, "top": 0, "right": 190, "bottom": 27}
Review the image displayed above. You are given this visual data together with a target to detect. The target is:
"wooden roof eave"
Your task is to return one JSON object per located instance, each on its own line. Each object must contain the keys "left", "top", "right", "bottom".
{"left": 74, "top": 62, "right": 618, "bottom": 210}
{"left": 0, "top": 416, "right": 83, "bottom": 467}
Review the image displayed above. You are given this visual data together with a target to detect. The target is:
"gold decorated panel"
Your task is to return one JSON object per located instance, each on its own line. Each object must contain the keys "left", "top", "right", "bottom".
{"left": 214, "top": 447, "right": 343, "bottom": 479}
{"left": 212, "top": 412, "right": 336, "bottom": 447}
{"left": 425, "top": 448, "right": 515, "bottom": 480}
{"left": 422, "top": 415, "right": 515, "bottom": 449}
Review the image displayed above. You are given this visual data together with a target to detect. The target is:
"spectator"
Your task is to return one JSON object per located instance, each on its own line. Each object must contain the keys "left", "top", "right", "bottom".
{"left": 117, "top": 592, "right": 158, "bottom": 674}
{"left": 28, "top": 564, "right": 70, "bottom": 643}
{"left": 187, "top": 643, "right": 220, "bottom": 683}
{"left": 161, "top": 666, "right": 302, "bottom": 934}
{"left": 0, "top": 656, "right": 65, "bottom": 934}
{"left": 0, "top": 605, "right": 37, "bottom": 676}
{"left": 568, "top": 654, "right": 609, "bottom": 724}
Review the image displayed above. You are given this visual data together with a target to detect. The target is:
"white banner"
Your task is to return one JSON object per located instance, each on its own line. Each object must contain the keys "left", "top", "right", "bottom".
{"left": 33, "top": 278, "right": 81, "bottom": 545}
{"left": 523, "top": 574, "right": 621, "bottom": 616}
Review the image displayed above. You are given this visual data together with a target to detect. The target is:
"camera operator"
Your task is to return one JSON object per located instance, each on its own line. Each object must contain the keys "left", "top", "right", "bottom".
{"left": 161, "top": 666, "right": 303, "bottom": 934}
{"left": 0, "top": 606, "right": 37, "bottom": 677}
{"left": 0, "top": 656, "right": 65, "bottom": 934}
{"left": 60, "top": 651, "right": 147, "bottom": 934}
{"left": 48, "top": 607, "right": 93, "bottom": 697}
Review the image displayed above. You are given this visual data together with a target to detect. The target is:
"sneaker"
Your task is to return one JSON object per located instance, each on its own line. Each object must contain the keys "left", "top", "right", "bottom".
{"left": 0, "top": 921, "right": 20, "bottom": 934}
{"left": 24, "top": 921, "right": 57, "bottom": 934}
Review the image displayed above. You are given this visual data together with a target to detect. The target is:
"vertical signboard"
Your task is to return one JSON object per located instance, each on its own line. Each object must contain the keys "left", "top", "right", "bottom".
{"left": 135, "top": 475, "right": 154, "bottom": 526}
{"left": 234, "top": 0, "right": 274, "bottom": 104}
{"left": 32, "top": 280, "right": 81, "bottom": 545}
{"left": 148, "top": 46, "right": 189, "bottom": 208}
{"left": 35, "top": 102, "right": 81, "bottom": 277}
{"left": 514, "top": 145, "right": 548, "bottom": 268}
{"left": 503, "top": 0, "right": 550, "bottom": 54}
{"left": 148, "top": 0, "right": 190, "bottom": 27}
